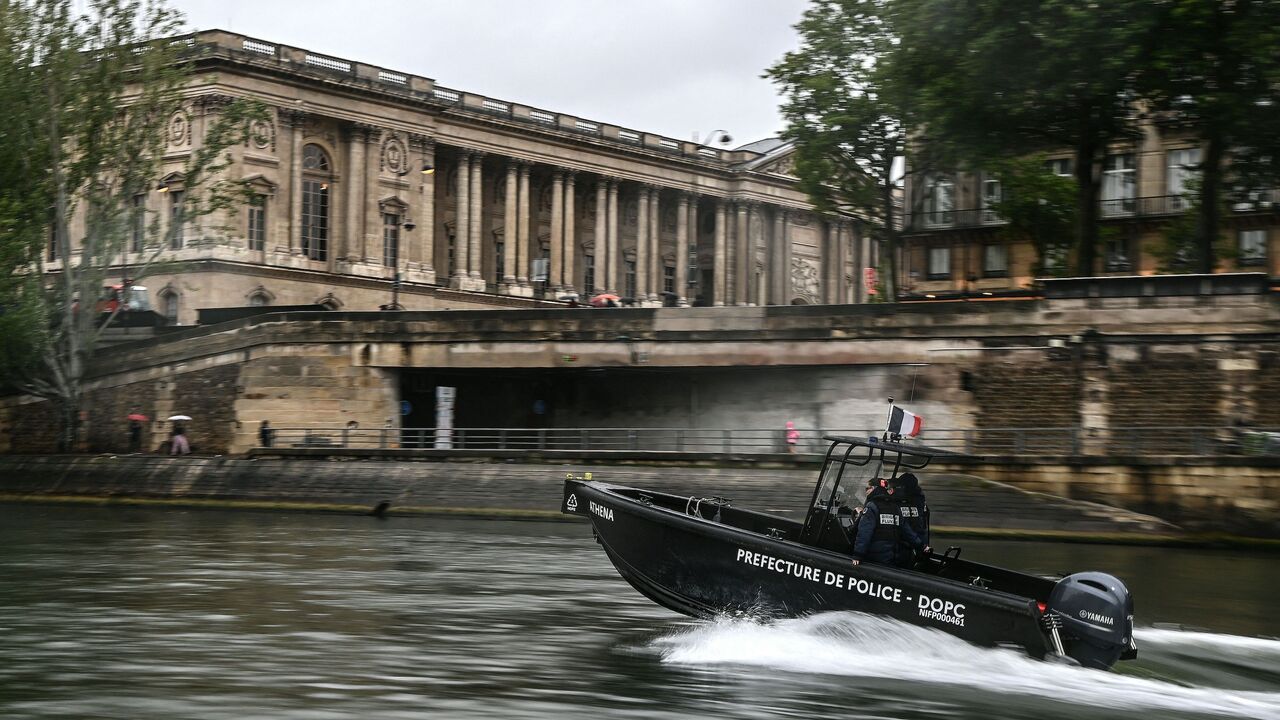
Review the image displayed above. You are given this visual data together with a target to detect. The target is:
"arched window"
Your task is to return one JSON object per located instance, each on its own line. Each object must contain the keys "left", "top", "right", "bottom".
{"left": 301, "top": 144, "right": 332, "bottom": 261}
{"left": 248, "top": 292, "right": 269, "bottom": 307}
{"left": 160, "top": 291, "right": 179, "bottom": 324}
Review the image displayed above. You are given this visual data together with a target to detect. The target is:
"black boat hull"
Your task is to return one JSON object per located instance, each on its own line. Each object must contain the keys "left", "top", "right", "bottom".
{"left": 563, "top": 479, "right": 1052, "bottom": 659}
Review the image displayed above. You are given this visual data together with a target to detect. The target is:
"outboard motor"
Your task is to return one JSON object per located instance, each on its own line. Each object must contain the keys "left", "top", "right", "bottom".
{"left": 1046, "top": 572, "right": 1136, "bottom": 670}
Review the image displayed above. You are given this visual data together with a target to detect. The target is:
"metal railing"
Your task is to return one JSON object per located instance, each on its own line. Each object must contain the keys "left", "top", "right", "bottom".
{"left": 259, "top": 425, "right": 1280, "bottom": 457}
{"left": 903, "top": 192, "right": 1277, "bottom": 232}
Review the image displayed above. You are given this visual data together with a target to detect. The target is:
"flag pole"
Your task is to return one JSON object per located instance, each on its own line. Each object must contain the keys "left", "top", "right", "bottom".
{"left": 883, "top": 397, "right": 895, "bottom": 442}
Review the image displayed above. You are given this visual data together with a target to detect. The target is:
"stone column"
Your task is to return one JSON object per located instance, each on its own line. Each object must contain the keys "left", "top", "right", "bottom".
{"left": 452, "top": 151, "right": 471, "bottom": 288}
{"left": 284, "top": 111, "right": 306, "bottom": 254}
{"left": 362, "top": 127, "right": 383, "bottom": 266}
{"left": 405, "top": 134, "right": 429, "bottom": 272}
{"left": 675, "top": 192, "right": 689, "bottom": 305}
{"left": 769, "top": 208, "right": 783, "bottom": 304}
{"left": 343, "top": 124, "right": 366, "bottom": 264}
{"left": 563, "top": 171, "right": 577, "bottom": 293}
{"left": 736, "top": 201, "right": 750, "bottom": 305}
{"left": 594, "top": 178, "right": 608, "bottom": 293}
{"left": 468, "top": 152, "right": 485, "bottom": 280}
{"left": 823, "top": 221, "right": 838, "bottom": 305}
{"left": 781, "top": 210, "right": 794, "bottom": 304}
{"left": 648, "top": 187, "right": 661, "bottom": 301}
{"left": 635, "top": 185, "right": 649, "bottom": 302}
{"left": 858, "top": 222, "right": 871, "bottom": 302}
{"left": 549, "top": 169, "right": 564, "bottom": 291}
{"left": 517, "top": 162, "right": 531, "bottom": 289}
{"left": 417, "top": 137, "right": 436, "bottom": 282}
{"left": 713, "top": 199, "right": 727, "bottom": 306}
{"left": 503, "top": 160, "right": 518, "bottom": 289}
{"left": 688, "top": 195, "right": 700, "bottom": 301}
{"left": 606, "top": 180, "right": 620, "bottom": 292}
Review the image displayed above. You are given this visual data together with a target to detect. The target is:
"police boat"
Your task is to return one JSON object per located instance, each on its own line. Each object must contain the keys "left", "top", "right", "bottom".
{"left": 561, "top": 434, "right": 1138, "bottom": 670}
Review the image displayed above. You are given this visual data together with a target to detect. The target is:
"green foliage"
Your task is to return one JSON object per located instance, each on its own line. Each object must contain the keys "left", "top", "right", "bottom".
{"left": 988, "top": 156, "right": 1076, "bottom": 278}
{"left": 891, "top": 0, "right": 1159, "bottom": 276}
{"left": 0, "top": 0, "right": 265, "bottom": 448}
{"left": 765, "top": 0, "right": 919, "bottom": 299}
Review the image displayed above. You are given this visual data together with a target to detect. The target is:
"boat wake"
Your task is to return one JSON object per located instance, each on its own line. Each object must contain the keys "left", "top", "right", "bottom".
{"left": 651, "top": 613, "right": 1280, "bottom": 719}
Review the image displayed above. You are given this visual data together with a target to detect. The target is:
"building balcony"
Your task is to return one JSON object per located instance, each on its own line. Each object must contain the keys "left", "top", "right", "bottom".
{"left": 903, "top": 191, "right": 1277, "bottom": 233}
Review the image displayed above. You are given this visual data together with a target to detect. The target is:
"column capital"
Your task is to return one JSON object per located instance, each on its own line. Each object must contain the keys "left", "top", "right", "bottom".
{"left": 407, "top": 133, "right": 434, "bottom": 152}
{"left": 279, "top": 108, "right": 309, "bottom": 127}
{"left": 564, "top": 169, "right": 578, "bottom": 182}
{"left": 471, "top": 149, "right": 488, "bottom": 161}
{"left": 193, "top": 93, "right": 236, "bottom": 115}
{"left": 353, "top": 122, "right": 382, "bottom": 144}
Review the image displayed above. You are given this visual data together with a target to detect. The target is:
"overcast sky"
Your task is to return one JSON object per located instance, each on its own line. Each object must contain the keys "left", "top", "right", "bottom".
{"left": 169, "top": 0, "right": 810, "bottom": 147}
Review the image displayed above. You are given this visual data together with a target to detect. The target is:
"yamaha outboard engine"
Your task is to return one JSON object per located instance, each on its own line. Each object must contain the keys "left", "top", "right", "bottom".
{"left": 1046, "top": 572, "right": 1136, "bottom": 670}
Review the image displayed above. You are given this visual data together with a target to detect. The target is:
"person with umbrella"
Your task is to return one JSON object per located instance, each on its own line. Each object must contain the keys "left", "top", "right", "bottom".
{"left": 127, "top": 411, "right": 148, "bottom": 453}
{"left": 589, "top": 293, "right": 621, "bottom": 308}
{"left": 168, "top": 414, "right": 192, "bottom": 455}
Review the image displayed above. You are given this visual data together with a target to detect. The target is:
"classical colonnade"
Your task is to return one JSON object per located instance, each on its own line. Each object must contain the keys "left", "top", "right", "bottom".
{"left": 268, "top": 114, "right": 867, "bottom": 306}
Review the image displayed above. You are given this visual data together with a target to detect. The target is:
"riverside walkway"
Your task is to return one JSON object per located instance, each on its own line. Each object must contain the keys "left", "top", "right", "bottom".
{"left": 0, "top": 455, "right": 1179, "bottom": 541}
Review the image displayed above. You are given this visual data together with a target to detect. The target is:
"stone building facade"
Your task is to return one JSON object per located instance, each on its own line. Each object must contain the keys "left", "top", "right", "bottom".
{"left": 900, "top": 118, "right": 1278, "bottom": 298}
{"left": 54, "top": 31, "right": 873, "bottom": 325}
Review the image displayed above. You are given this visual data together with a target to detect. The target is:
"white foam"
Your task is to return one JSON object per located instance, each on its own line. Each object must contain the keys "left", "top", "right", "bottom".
{"left": 653, "top": 613, "right": 1280, "bottom": 719}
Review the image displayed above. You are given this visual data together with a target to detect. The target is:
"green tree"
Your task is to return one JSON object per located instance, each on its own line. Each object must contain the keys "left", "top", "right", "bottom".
{"left": 1139, "top": 0, "right": 1280, "bottom": 273}
{"left": 0, "top": 0, "right": 263, "bottom": 450}
{"left": 766, "top": 0, "right": 931, "bottom": 301}
{"left": 892, "top": 0, "right": 1159, "bottom": 277}
{"left": 988, "top": 156, "right": 1077, "bottom": 278}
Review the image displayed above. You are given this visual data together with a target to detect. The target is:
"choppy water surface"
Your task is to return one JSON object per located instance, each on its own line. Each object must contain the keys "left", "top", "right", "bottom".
{"left": 0, "top": 505, "right": 1276, "bottom": 720}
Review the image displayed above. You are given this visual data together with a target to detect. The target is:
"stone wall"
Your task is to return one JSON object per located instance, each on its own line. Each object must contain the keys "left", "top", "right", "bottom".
{"left": 947, "top": 457, "right": 1279, "bottom": 536}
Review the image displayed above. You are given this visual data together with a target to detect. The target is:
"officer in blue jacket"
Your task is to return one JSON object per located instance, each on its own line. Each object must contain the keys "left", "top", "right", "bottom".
{"left": 895, "top": 472, "right": 931, "bottom": 566}
{"left": 851, "top": 478, "right": 923, "bottom": 567}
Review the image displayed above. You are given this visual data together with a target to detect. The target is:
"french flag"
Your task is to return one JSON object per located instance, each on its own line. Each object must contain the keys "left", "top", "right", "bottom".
{"left": 888, "top": 407, "right": 924, "bottom": 438}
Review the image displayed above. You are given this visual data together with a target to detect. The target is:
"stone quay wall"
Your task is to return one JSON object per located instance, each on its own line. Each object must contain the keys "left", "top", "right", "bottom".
{"left": 1, "top": 296, "right": 1277, "bottom": 457}
{"left": 0, "top": 453, "right": 1274, "bottom": 538}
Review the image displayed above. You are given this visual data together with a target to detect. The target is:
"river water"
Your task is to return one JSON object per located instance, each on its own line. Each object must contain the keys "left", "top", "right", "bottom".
{"left": 0, "top": 505, "right": 1276, "bottom": 720}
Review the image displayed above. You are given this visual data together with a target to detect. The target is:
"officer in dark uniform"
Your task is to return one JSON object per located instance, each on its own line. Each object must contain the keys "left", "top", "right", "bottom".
{"left": 851, "top": 478, "right": 923, "bottom": 566}
{"left": 895, "top": 472, "right": 931, "bottom": 566}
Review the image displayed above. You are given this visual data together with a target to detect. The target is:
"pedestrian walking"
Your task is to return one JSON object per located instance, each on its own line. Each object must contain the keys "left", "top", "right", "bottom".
{"left": 259, "top": 420, "right": 275, "bottom": 448}
{"left": 170, "top": 424, "right": 190, "bottom": 455}
{"left": 785, "top": 421, "right": 799, "bottom": 454}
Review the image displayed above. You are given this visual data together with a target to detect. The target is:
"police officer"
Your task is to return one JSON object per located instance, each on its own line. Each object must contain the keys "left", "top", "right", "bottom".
{"left": 894, "top": 472, "right": 931, "bottom": 567}
{"left": 851, "top": 478, "right": 923, "bottom": 567}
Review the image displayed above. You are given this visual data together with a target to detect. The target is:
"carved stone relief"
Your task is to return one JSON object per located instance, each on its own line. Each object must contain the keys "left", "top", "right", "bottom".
{"left": 792, "top": 257, "right": 821, "bottom": 304}
{"left": 381, "top": 133, "right": 408, "bottom": 175}
{"left": 247, "top": 117, "right": 275, "bottom": 152}
{"left": 168, "top": 110, "right": 191, "bottom": 148}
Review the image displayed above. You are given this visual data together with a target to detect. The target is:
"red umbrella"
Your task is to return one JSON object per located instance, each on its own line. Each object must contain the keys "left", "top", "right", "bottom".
{"left": 127, "top": 413, "right": 149, "bottom": 422}
{"left": 590, "top": 293, "right": 621, "bottom": 308}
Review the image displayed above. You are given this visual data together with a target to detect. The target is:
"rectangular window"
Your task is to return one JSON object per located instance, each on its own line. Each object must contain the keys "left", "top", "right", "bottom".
{"left": 1239, "top": 229, "right": 1267, "bottom": 265}
{"left": 382, "top": 213, "right": 400, "bottom": 268}
{"left": 1167, "top": 148, "right": 1200, "bottom": 211}
{"left": 983, "top": 244, "right": 1008, "bottom": 277}
{"left": 981, "top": 176, "right": 1002, "bottom": 224}
{"left": 925, "top": 175, "right": 954, "bottom": 227}
{"left": 447, "top": 234, "right": 456, "bottom": 276}
{"left": 1106, "top": 233, "right": 1132, "bottom": 271}
{"left": 1101, "top": 153, "right": 1135, "bottom": 217}
{"left": 663, "top": 263, "right": 675, "bottom": 294}
{"left": 301, "top": 179, "right": 328, "bottom": 261}
{"left": 247, "top": 197, "right": 266, "bottom": 251}
{"left": 169, "top": 190, "right": 185, "bottom": 249}
{"left": 583, "top": 253, "right": 595, "bottom": 294}
{"left": 1045, "top": 158, "right": 1072, "bottom": 177}
{"left": 624, "top": 259, "right": 637, "bottom": 298}
{"left": 131, "top": 195, "right": 146, "bottom": 253}
{"left": 927, "top": 246, "right": 951, "bottom": 280}
{"left": 494, "top": 240, "right": 505, "bottom": 282}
